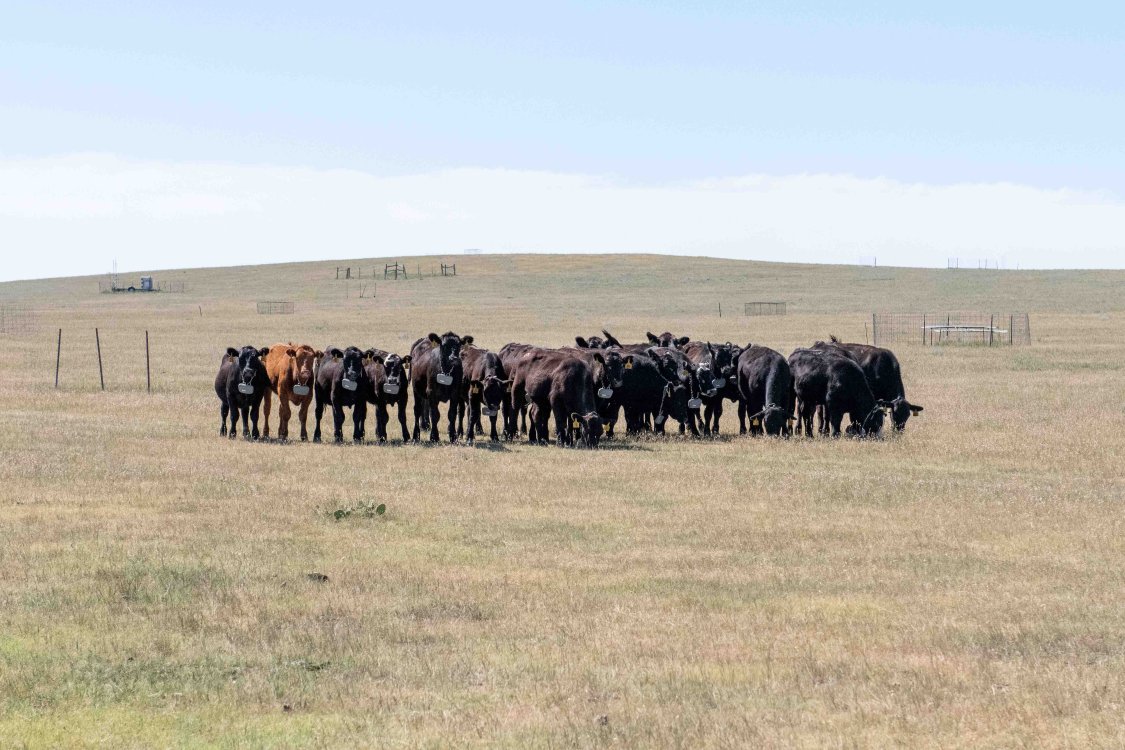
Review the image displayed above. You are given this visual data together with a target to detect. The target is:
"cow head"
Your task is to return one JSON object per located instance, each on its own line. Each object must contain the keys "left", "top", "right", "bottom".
{"left": 599, "top": 350, "right": 626, "bottom": 390}
{"left": 849, "top": 404, "right": 887, "bottom": 438}
{"left": 709, "top": 342, "right": 737, "bottom": 380}
{"left": 428, "top": 332, "right": 470, "bottom": 376}
{"left": 332, "top": 346, "right": 365, "bottom": 387}
{"left": 472, "top": 375, "right": 509, "bottom": 417}
{"left": 748, "top": 402, "right": 789, "bottom": 436}
{"left": 646, "top": 331, "right": 690, "bottom": 349}
{"left": 288, "top": 346, "right": 321, "bottom": 391}
{"left": 887, "top": 398, "right": 923, "bottom": 431}
{"left": 570, "top": 411, "right": 604, "bottom": 447}
{"left": 575, "top": 335, "right": 604, "bottom": 349}
{"left": 228, "top": 346, "right": 268, "bottom": 389}
{"left": 647, "top": 349, "right": 691, "bottom": 423}
{"left": 377, "top": 351, "right": 409, "bottom": 393}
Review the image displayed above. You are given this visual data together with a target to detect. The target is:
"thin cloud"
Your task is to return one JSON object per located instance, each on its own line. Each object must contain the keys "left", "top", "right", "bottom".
{"left": 1, "top": 154, "right": 1122, "bottom": 281}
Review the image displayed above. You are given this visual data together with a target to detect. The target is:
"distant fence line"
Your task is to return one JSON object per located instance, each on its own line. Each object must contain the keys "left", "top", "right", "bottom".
{"left": 257, "top": 301, "right": 294, "bottom": 315}
{"left": 98, "top": 280, "right": 187, "bottom": 293}
{"left": 744, "top": 301, "right": 787, "bottom": 316}
{"left": 872, "top": 312, "right": 1031, "bottom": 347}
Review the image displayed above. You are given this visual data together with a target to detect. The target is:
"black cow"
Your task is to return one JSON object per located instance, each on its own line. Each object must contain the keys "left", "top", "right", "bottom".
{"left": 644, "top": 346, "right": 699, "bottom": 436}
{"left": 498, "top": 342, "right": 543, "bottom": 438}
{"left": 461, "top": 346, "right": 510, "bottom": 443}
{"left": 510, "top": 349, "right": 603, "bottom": 447}
{"left": 410, "top": 332, "right": 472, "bottom": 443}
{"left": 215, "top": 346, "right": 271, "bottom": 439}
{"left": 813, "top": 337, "right": 924, "bottom": 431}
{"left": 313, "top": 346, "right": 371, "bottom": 443}
{"left": 788, "top": 348, "right": 887, "bottom": 438}
{"left": 681, "top": 341, "right": 738, "bottom": 435}
{"left": 646, "top": 331, "right": 690, "bottom": 349}
{"left": 561, "top": 346, "right": 626, "bottom": 437}
{"left": 361, "top": 349, "right": 412, "bottom": 443}
{"left": 735, "top": 344, "right": 793, "bottom": 436}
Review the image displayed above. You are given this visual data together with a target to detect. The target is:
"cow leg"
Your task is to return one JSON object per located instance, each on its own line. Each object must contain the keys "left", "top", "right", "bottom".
{"left": 249, "top": 399, "right": 262, "bottom": 440}
{"left": 239, "top": 405, "right": 251, "bottom": 439}
{"left": 333, "top": 404, "right": 345, "bottom": 443}
{"left": 219, "top": 402, "right": 229, "bottom": 436}
{"left": 278, "top": 398, "right": 292, "bottom": 442}
{"left": 429, "top": 400, "right": 441, "bottom": 442}
{"left": 466, "top": 395, "right": 478, "bottom": 444}
{"left": 519, "top": 404, "right": 528, "bottom": 435}
{"left": 826, "top": 400, "right": 843, "bottom": 437}
{"left": 738, "top": 401, "right": 747, "bottom": 435}
{"left": 262, "top": 388, "right": 272, "bottom": 439}
{"left": 446, "top": 399, "right": 458, "bottom": 443}
{"left": 229, "top": 405, "right": 240, "bottom": 439}
{"left": 397, "top": 398, "right": 410, "bottom": 442}
{"left": 553, "top": 405, "right": 569, "bottom": 447}
{"left": 297, "top": 399, "right": 310, "bottom": 441}
{"left": 353, "top": 400, "right": 366, "bottom": 443}
{"left": 712, "top": 400, "right": 723, "bottom": 435}
{"left": 376, "top": 403, "right": 388, "bottom": 443}
{"left": 411, "top": 390, "right": 423, "bottom": 442}
{"left": 313, "top": 390, "right": 324, "bottom": 442}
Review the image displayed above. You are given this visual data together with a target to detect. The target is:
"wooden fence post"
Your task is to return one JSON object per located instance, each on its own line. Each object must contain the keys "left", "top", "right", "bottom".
{"left": 989, "top": 315, "right": 994, "bottom": 347}
{"left": 145, "top": 330, "right": 151, "bottom": 392}
{"left": 922, "top": 313, "right": 926, "bottom": 346}
{"left": 871, "top": 313, "right": 877, "bottom": 346}
{"left": 55, "top": 328, "right": 62, "bottom": 388}
{"left": 95, "top": 328, "right": 105, "bottom": 391}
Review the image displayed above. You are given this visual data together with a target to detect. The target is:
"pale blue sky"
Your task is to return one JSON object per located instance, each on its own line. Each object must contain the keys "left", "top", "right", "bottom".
{"left": 1, "top": 2, "right": 1123, "bottom": 279}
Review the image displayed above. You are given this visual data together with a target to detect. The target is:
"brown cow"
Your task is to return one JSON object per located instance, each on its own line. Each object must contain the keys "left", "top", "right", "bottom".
{"left": 262, "top": 343, "right": 324, "bottom": 441}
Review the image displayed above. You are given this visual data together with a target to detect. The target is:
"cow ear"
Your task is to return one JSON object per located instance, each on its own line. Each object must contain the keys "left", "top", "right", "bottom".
{"left": 910, "top": 404, "right": 924, "bottom": 414}
{"left": 646, "top": 332, "right": 659, "bottom": 344}
{"left": 461, "top": 335, "right": 473, "bottom": 345}
{"left": 258, "top": 347, "right": 270, "bottom": 357}
{"left": 225, "top": 347, "right": 239, "bottom": 358}
{"left": 330, "top": 348, "right": 343, "bottom": 359}
{"left": 592, "top": 352, "right": 605, "bottom": 364}
{"left": 286, "top": 348, "right": 297, "bottom": 358}
{"left": 428, "top": 333, "right": 441, "bottom": 345}
{"left": 314, "top": 350, "right": 324, "bottom": 359}
{"left": 676, "top": 336, "right": 690, "bottom": 347}
{"left": 575, "top": 336, "right": 589, "bottom": 348}
{"left": 602, "top": 330, "right": 622, "bottom": 347}
{"left": 402, "top": 355, "right": 412, "bottom": 365}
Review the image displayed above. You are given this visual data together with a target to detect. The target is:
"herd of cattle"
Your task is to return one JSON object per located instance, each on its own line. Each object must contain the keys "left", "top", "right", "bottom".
{"left": 214, "top": 330, "right": 923, "bottom": 446}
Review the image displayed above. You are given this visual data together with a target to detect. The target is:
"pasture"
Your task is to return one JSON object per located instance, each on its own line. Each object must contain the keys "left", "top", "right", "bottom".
{"left": 1, "top": 253, "right": 1124, "bottom": 748}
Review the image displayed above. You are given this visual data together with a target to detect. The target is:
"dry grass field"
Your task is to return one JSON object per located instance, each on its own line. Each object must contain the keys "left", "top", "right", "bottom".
{"left": 1, "top": 253, "right": 1123, "bottom": 748}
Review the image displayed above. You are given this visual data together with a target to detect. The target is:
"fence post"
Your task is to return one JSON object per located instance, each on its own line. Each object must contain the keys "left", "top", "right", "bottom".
{"left": 1010, "top": 315, "right": 1014, "bottom": 345}
{"left": 95, "top": 328, "right": 105, "bottom": 391}
{"left": 55, "top": 328, "right": 62, "bottom": 388}
{"left": 718, "top": 302, "right": 722, "bottom": 318}
{"left": 145, "top": 330, "right": 151, "bottom": 392}
{"left": 871, "top": 313, "right": 877, "bottom": 346}
{"left": 989, "top": 315, "right": 994, "bottom": 347}
{"left": 922, "top": 313, "right": 926, "bottom": 346}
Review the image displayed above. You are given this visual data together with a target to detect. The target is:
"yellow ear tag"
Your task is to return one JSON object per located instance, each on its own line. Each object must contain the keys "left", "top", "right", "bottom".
{"left": 572, "top": 418, "right": 581, "bottom": 429}
{"left": 751, "top": 417, "right": 761, "bottom": 427}
{"left": 624, "top": 361, "right": 633, "bottom": 369}
{"left": 472, "top": 384, "right": 481, "bottom": 394}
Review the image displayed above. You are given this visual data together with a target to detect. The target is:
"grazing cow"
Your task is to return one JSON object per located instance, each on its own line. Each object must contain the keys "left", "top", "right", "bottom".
{"left": 215, "top": 346, "right": 271, "bottom": 439}
{"left": 510, "top": 349, "right": 603, "bottom": 447}
{"left": 313, "top": 346, "right": 371, "bottom": 443}
{"left": 646, "top": 331, "right": 690, "bottom": 349}
{"left": 812, "top": 337, "right": 924, "bottom": 431}
{"left": 410, "top": 332, "right": 472, "bottom": 443}
{"left": 788, "top": 348, "right": 887, "bottom": 438}
{"left": 735, "top": 344, "right": 793, "bottom": 436}
{"left": 681, "top": 341, "right": 738, "bottom": 435}
{"left": 361, "top": 349, "right": 412, "bottom": 443}
{"left": 460, "top": 345, "right": 510, "bottom": 443}
{"left": 262, "top": 343, "right": 323, "bottom": 441}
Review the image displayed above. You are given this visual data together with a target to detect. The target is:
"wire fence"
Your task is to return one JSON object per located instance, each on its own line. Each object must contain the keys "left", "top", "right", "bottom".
{"left": 872, "top": 312, "right": 1031, "bottom": 346}
{"left": 256, "top": 301, "right": 294, "bottom": 315}
{"left": 0, "top": 303, "right": 36, "bottom": 336}
{"left": 744, "top": 301, "right": 787, "bottom": 316}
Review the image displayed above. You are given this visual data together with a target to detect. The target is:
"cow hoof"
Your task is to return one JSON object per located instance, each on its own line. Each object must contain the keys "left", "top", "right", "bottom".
{"left": 219, "top": 428, "right": 226, "bottom": 437}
